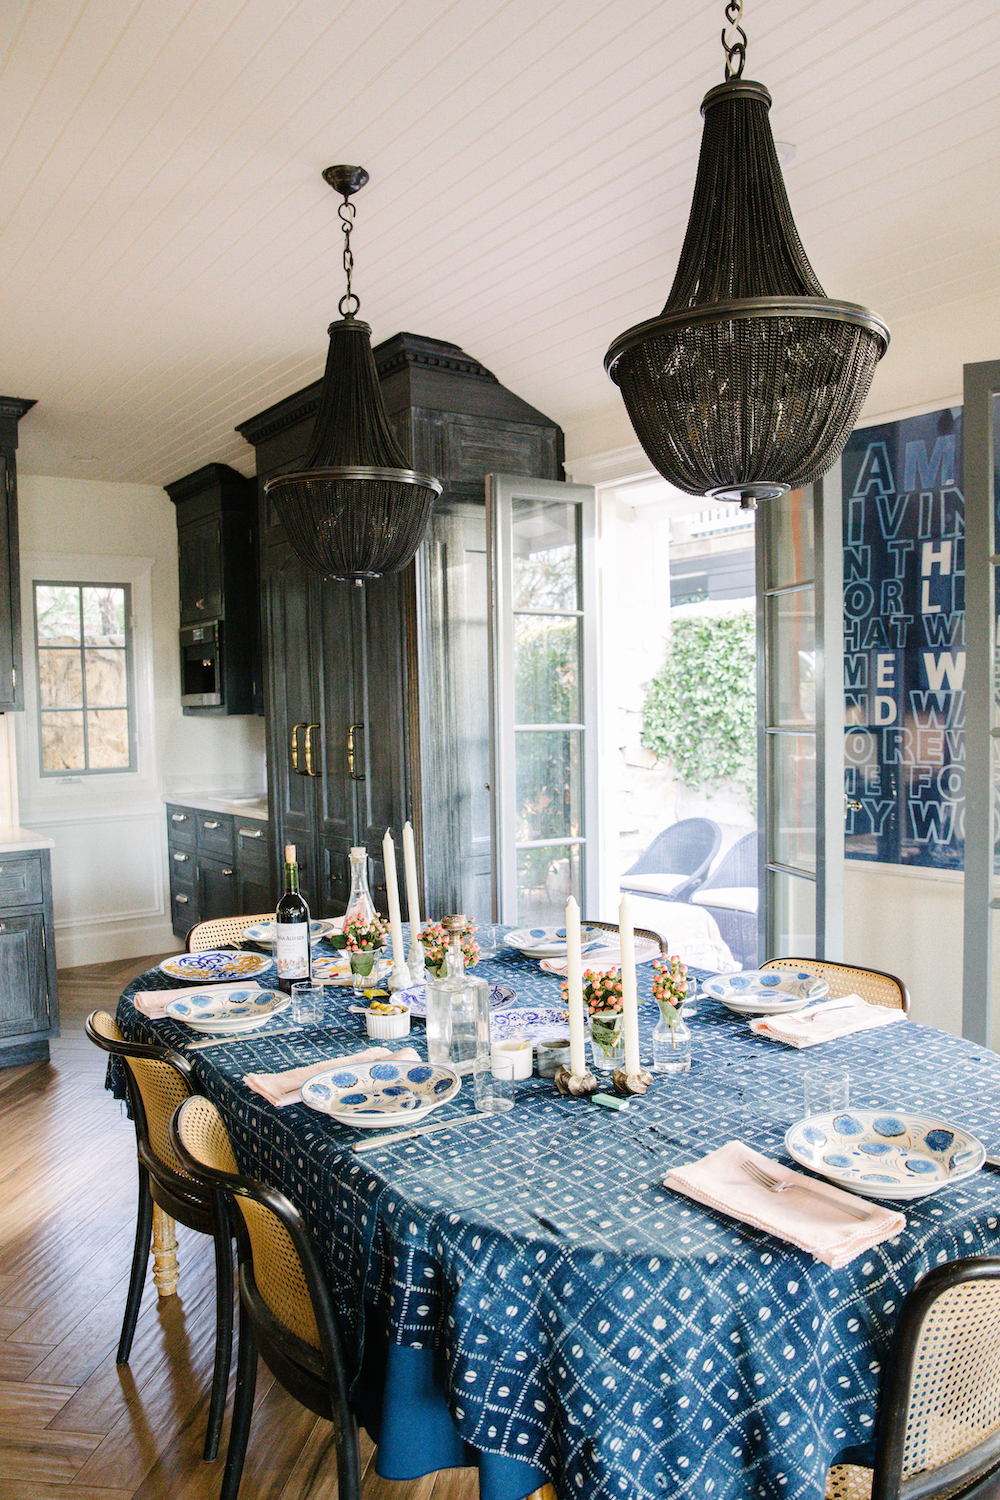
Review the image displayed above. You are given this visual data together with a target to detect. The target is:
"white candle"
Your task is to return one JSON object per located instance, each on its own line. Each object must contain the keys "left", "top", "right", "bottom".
{"left": 565, "top": 896, "right": 587, "bottom": 1076}
{"left": 619, "top": 893, "right": 641, "bottom": 1074}
{"left": 402, "top": 821, "right": 421, "bottom": 936}
{"left": 382, "top": 828, "right": 405, "bottom": 966}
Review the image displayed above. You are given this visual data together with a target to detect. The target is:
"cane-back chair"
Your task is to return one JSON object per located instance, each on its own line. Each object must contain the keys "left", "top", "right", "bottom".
{"left": 85, "top": 1011, "right": 234, "bottom": 1461}
{"left": 170, "top": 1094, "right": 361, "bottom": 1500}
{"left": 185, "top": 913, "right": 275, "bottom": 952}
{"left": 582, "top": 919, "right": 669, "bottom": 957}
{"left": 761, "top": 957, "right": 910, "bottom": 1015}
{"left": 826, "top": 1257, "right": 1000, "bottom": 1499}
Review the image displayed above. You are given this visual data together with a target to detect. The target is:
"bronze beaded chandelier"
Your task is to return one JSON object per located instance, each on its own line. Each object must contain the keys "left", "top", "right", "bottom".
{"left": 265, "top": 166, "right": 441, "bottom": 579}
{"left": 605, "top": 1, "right": 889, "bottom": 508}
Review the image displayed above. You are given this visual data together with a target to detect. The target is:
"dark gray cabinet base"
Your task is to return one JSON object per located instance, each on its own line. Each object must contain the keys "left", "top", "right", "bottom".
{"left": 167, "top": 806, "right": 274, "bottom": 940}
{"left": 0, "top": 847, "right": 58, "bottom": 1068}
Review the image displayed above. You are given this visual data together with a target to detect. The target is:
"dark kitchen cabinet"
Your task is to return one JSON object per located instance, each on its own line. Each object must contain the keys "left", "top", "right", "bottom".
{"left": 0, "top": 398, "right": 35, "bottom": 712}
{"left": 0, "top": 846, "right": 59, "bottom": 1068}
{"left": 166, "top": 805, "right": 274, "bottom": 940}
{"left": 237, "top": 333, "right": 562, "bottom": 923}
{"left": 165, "top": 463, "right": 261, "bottom": 715}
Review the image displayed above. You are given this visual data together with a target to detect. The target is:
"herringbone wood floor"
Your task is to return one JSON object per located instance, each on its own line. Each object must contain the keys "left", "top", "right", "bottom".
{"left": 0, "top": 956, "right": 480, "bottom": 1500}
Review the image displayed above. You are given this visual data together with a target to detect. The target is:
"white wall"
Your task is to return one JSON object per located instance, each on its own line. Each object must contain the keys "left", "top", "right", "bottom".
{"left": 13, "top": 474, "right": 266, "bottom": 967}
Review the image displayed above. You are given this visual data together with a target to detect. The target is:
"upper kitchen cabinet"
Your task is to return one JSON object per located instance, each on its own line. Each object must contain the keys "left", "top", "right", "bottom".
{"left": 0, "top": 398, "right": 36, "bottom": 713}
{"left": 237, "top": 333, "right": 563, "bottom": 924}
{"left": 165, "top": 463, "right": 261, "bottom": 715}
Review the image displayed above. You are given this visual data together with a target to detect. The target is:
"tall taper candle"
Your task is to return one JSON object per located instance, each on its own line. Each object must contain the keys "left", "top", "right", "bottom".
{"left": 565, "top": 896, "right": 587, "bottom": 1076}
{"left": 619, "top": 893, "right": 641, "bottom": 1074}
{"left": 382, "top": 828, "right": 410, "bottom": 990}
{"left": 402, "top": 820, "right": 424, "bottom": 979}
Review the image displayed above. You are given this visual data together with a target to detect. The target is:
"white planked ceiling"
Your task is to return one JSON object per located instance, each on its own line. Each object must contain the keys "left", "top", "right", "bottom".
{"left": 1, "top": 0, "right": 997, "bottom": 485}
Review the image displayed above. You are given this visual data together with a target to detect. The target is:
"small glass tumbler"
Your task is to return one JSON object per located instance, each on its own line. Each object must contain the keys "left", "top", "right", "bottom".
{"left": 474, "top": 1053, "right": 515, "bottom": 1113}
{"left": 681, "top": 976, "right": 700, "bottom": 1019}
{"left": 290, "top": 982, "right": 324, "bottom": 1027}
{"left": 476, "top": 923, "right": 500, "bottom": 960}
{"left": 804, "top": 1066, "right": 850, "bottom": 1116}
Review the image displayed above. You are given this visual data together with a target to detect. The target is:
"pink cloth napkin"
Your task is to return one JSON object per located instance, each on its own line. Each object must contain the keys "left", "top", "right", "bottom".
{"left": 132, "top": 981, "right": 267, "bottom": 1020}
{"left": 748, "top": 995, "right": 906, "bottom": 1049}
{"left": 244, "top": 1046, "right": 421, "bottom": 1108}
{"left": 666, "top": 1140, "right": 905, "bottom": 1267}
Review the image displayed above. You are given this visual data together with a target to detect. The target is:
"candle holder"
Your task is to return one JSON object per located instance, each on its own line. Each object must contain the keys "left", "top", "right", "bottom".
{"left": 554, "top": 1064, "right": 599, "bottom": 1098}
{"left": 407, "top": 938, "right": 425, "bottom": 983}
{"left": 386, "top": 958, "right": 413, "bottom": 992}
{"left": 612, "top": 1065, "right": 653, "bottom": 1097}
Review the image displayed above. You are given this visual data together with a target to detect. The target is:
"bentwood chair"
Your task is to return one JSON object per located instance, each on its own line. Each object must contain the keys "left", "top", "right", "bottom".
{"left": 170, "top": 1095, "right": 361, "bottom": 1500}
{"left": 761, "top": 957, "right": 910, "bottom": 1015}
{"left": 186, "top": 913, "right": 274, "bottom": 952}
{"left": 583, "top": 919, "right": 669, "bottom": 957}
{"left": 619, "top": 817, "right": 722, "bottom": 904}
{"left": 85, "top": 1012, "right": 234, "bottom": 1462}
{"left": 826, "top": 1256, "right": 1000, "bottom": 1499}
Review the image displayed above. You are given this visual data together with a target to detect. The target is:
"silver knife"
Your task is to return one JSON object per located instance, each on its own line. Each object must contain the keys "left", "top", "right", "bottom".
{"left": 352, "top": 1114, "right": 483, "bottom": 1152}
{"left": 185, "top": 1025, "right": 299, "bottom": 1051}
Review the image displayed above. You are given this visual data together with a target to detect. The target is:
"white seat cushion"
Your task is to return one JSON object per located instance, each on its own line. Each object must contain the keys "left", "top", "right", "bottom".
{"left": 619, "top": 873, "right": 688, "bottom": 897}
{"left": 690, "top": 886, "right": 758, "bottom": 914}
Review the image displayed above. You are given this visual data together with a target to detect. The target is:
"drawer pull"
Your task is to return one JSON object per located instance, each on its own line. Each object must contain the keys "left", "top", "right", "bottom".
{"left": 202, "top": 819, "right": 221, "bottom": 830}
{"left": 0, "top": 922, "right": 5, "bottom": 932}
{"left": 175, "top": 893, "right": 190, "bottom": 905}
{"left": 172, "top": 852, "right": 189, "bottom": 862}
{"left": 222, "top": 868, "right": 234, "bottom": 878}
{"left": 171, "top": 813, "right": 187, "bottom": 822}
{"left": 238, "top": 828, "right": 264, "bottom": 839}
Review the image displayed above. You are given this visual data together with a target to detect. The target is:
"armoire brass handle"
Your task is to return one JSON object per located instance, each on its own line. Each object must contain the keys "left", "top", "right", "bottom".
{"left": 347, "top": 722, "right": 365, "bottom": 781}
{"left": 290, "top": 722, "right": 308, "bottom": 773}
{"left": 304, "top": 723, "right": 321, "bottom": 777}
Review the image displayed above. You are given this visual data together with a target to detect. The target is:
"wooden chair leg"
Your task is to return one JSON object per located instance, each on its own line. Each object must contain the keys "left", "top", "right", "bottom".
{"left": 152, "top": 1206, "right": 179, "bottom": 1297}
{"left": 203, "top": 1196, "right": 234, "bottom": 1462}
{"left": 117, "top": 1163, "right": 154, "bottom": 1364}
{"left": 220, "top": 1298, "right": 258, "bottom": 1500}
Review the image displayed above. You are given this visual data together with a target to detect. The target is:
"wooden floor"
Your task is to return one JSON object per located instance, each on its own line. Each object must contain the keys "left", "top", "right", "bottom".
{"left": 0, "top": 956, "right": 480, "bottom": 1500}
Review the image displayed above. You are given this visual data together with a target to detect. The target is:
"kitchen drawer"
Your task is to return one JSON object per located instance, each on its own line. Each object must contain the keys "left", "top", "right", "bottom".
{"left": 169, "top": 875, "right": 200, "bottom": 937}
{"left": 166, "top": 805, "right": 197, "bottom": 847}
{"left": 236, "top": 820, "right": 269, "bottom": 867}
{"left": 0, "top": 852, "right": 44, "bottom": 909}
{"left": 168, "top": 845, "right": 196, "bottom": 880}
{"left": 197, "top": 812, "right": 234, "bottom": 857}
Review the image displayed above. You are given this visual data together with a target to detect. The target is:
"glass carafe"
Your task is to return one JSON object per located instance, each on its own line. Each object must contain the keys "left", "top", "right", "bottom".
{"left": 424, "top": 914, "right": 490, "bottom": 1072}
{"left": 343, "top": 846, "right": 376, "bottom": 927}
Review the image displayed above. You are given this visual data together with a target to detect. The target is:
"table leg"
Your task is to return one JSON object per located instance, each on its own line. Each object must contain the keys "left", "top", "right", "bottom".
{"left": 152, "top": 1205, "right": 179, "bottom": 1297}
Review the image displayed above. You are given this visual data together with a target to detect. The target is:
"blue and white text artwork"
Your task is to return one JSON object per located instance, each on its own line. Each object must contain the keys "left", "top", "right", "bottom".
{"left": 842, "top": 408, "right": 967, "bottom": 868}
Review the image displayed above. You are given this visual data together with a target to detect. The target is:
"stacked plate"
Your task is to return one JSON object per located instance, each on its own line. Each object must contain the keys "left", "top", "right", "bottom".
{"left": 300, "top": 1059, "right": 460, "bottom": 1127}
{"left": 398, "top": 982, "right": 516, "bottom": 1018}
{"left": 504, "top": 925, "right": 606, "bottom": 959}
{"left": 163, "top": 987, "right": 290, "bottom": 1034}
{"left": 159, "top": 950, "right": 272, "bottom": 983}
{"left": 784, "top": 1110, "right": 985, "bottom": 1199}
{"left": 701, "top": 970, "right": 829, "bottom": 1015}
{"left": 242, "top": 919, "right": 342, "bottom": 947}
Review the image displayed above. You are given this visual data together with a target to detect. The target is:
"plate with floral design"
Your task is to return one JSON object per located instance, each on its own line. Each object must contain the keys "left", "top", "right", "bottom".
{"left": 158, "top": 950, "right": 272, "bottom": 983}
{"left": 504, "top": 925, "right": 607, "bottom": 959}
{"left": 300, "top": 1059, "right": 461, "bottom": 1126}
{"left": 702, "top": 970, "right": 828, "bottom": 1014}
{"left": 164, "top": 987, "right": 289, "bottom": 1034}
{"left": 489, "top": 1006, "right": 574, "bottom": 1046}
{"left": 398, "top": 982, "right": 516, "bottom": 1019}
{"left": 540, "top": 935, "right": 659, "bottom": 975}
{"left": 784, "top": 1110, "right": 985, "bottom": 1199}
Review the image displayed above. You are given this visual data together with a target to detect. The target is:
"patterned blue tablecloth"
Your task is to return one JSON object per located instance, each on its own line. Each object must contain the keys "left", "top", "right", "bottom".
{"left": 109, "top": 938, "right": 1000, "bottom": 1500}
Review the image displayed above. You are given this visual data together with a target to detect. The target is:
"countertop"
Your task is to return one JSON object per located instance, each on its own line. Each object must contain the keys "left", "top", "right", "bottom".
{"left": 0, "top": 826, "right": 55, "bottom": 852}
{"left": 162, "top": 793, "right": 268, "bottom": 821}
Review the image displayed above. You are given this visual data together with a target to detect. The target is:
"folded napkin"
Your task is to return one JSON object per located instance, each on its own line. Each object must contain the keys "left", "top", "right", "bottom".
{"left": 749, "top": 995, "right": 906, "bottom": 1049}
{"left": 244, "top": 1046, "right": 421, "bottom": 1108}
{"left": 666, "top": 1140, "right": 905, "bottom": 1267}
{"left": 131, "top": 981, "right": 267, "bottom": 1020}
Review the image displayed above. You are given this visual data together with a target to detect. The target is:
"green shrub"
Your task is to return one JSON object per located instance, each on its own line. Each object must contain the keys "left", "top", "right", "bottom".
{"left": 642, "top": 611, "right": 756, "bottom": 808}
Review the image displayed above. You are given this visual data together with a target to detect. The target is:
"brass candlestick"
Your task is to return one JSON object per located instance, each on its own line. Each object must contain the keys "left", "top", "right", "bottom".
{"left": 612, "top": 1065, "right": 653, "bottom": 1097}
{"left": 554, "top": 1065, "right": 599, "bottom": 1098}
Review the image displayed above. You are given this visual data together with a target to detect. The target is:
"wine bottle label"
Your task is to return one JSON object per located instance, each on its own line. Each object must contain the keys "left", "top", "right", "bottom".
{"left": 276, "top": 923, "right": 310, "bottom": 980}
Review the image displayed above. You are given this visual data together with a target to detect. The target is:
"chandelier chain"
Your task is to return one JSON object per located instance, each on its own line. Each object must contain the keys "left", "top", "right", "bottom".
{"left": 722, "top": 0, "right": 746, "bottom": 80}
{"left": 338, "top": 195, "right": 360, "bottom": 318}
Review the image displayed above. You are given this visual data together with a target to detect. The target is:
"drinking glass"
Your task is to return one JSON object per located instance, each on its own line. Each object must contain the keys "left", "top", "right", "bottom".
{"left": 290, "top": 982, "right": 324, "bottom": 1027}
{"left": 804, "top": 1066, "right": 849, "bottom": 1116}
{"left": 474, "top": 1053, "right": 515, "bottom": 1113}
{"left": 476, "top": 923, "right": 500, "bottom": 960}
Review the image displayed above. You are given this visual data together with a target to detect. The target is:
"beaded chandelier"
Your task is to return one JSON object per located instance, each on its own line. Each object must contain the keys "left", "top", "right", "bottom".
{"left": 266, "top": 166, "right": 441, "bottom": 578}
{"left": 605, "top": 2, "right": 889, "bottom": 508}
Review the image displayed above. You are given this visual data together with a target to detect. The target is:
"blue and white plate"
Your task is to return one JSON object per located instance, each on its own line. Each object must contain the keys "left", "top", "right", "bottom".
{"left": 398, "top": 982, "right": 516, "bottom": 1019}
{"left": 158, "top": 950, "right": 273, "bottom": 983}
{"left": 489, "top": 1005, "right": 573, "bottom": 1046}
{"left": 164, "top": 987, "right": 289, "bottom": 1034}
{"left": 505, "top": 925, "right": 606, "bottom": 959}
{"left": 242, "top": 919, "right": 341, "bottom": 947}
{"left": 300, "top": 1059, "right": 461, "bottom": 1127}
{"left": 785, "top": 1110, "right": 985, "bottom": 1200}
{"left": 702, "top": 969, "right": 829, "bottom": 1015}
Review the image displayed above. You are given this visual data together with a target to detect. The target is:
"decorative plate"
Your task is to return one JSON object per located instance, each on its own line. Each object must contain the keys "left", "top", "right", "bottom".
{"left": 310, "top": 952, "right": 389, "bottom": 983}
{"left": 702, "top": 970, "right": 829, "bottom": 1014}
{"left": 505, "top": 925, "right": 606, "bottom": 959}
{"left": 398, "top": 982, "right": 516, "bottom": 1019}
{"left": 540, "top": 935, "right": 660, "bottom": 976}
{"left": 158, "top": 950, "right": 273, "bottom": 983}
{"left": 163, "top": 987, "right": 290, "bottom": 1034}
{"left": 241, "top": 919, "right": 340, "bottom": 946}
{"left": 300, "top": 1059, "right": 461, "bottom": 1127}
{"left": 489, "top": 1005, "right": 574, "bottom": 1046}
{"left": 784, "top": 1110, "right": 986, "bottom": 1200}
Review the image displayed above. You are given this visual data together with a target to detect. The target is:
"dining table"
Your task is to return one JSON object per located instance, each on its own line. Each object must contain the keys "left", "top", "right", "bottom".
{"left": 107, "top": 929, "right": 1000, "bottom": 1500}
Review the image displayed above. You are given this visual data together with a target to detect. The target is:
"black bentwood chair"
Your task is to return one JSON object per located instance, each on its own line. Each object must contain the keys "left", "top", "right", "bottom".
{"left": 826, "top": 1257, "right": 1000, "bottom": 1499}
{"left": 169, "top": 1094, "right": 361, "bottom": 1500}
{"left": 85, "top": 1011, "right": 234, "bottom": 1462}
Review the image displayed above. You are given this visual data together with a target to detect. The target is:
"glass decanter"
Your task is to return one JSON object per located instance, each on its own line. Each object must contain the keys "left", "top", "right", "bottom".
{"left": 343, "top": 846, "right": 376, "bottom": 926}
{"left": 424, "top": 914, "right": 490, "bottom": 1072}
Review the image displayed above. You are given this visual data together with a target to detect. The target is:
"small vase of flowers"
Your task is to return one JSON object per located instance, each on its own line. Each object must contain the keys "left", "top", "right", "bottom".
{"left": 561, "top": 966, "right": 626, "bottom": 1071}
{"left": 419, "top": 919, "right": 480, "bottom": 978}
{"left": 651, "top": 956, "right": 692, "bottom": 1074}
{"left": 344, "top": 914, "right": 388, "bottom": 990}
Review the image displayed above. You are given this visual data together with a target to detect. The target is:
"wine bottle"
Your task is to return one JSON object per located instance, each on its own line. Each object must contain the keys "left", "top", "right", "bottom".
{"left": 275, "top": 844, "right": 311, "bottom": 994}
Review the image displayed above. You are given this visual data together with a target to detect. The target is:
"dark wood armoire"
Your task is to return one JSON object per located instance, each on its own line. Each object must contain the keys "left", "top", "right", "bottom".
{"left": 237, "top": 332, "right": 563, "bottom": 924}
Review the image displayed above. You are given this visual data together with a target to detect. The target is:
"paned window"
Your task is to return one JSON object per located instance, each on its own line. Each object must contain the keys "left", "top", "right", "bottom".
{"left": 33, "top": 582, "right": 135, "bottom": 775}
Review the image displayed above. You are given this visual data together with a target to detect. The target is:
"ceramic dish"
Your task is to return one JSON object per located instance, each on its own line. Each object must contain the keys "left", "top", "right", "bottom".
{"left": 784, "top": 1110, "right": 986, "bottom": 1199}
{"left": 489, "top": 1006, "right": 574, "bottom": 1046}
{"left": 540, "top": 935, "right": 659, "bottom": 976}
{"left": 309, "top": 952, "right": 361, "bottom": 983}
{"left": 397, "top": 982, "right": 516, "bottom": 1019}
{"left": 300, "top": 1059, "right": 460, "bottom": 1127}
{"left": 701, "top": 970, "right": 829, "bottom": 1015}
{"left": 163, "top": 987, "right": 290, "bottom": 1034}
{"left": 241, "top": 918, "right": 341, "bottom": 946}
{"left": 158, "top": 950, "right": 273, "bottom": 983}
{"left": 504, "top": 925, "right": 607, "bottom": 959}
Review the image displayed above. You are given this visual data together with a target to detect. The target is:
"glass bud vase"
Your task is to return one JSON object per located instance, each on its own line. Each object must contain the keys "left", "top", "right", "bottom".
{"left": 589, "top": 1011, "right": 625, "bottom": 1073}
{"left": 344, "top": 846, "right": 376, "bottom": 927}
{"left": 653, "top": 1009, "right": 691, "bottom": 1074}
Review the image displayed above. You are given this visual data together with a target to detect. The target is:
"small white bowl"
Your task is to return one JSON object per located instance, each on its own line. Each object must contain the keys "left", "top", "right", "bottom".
{"left": 364, "top": 1007, "right": 411, "bottom": 1040}
{"left": 491, "top": 1036, "right": 533, "bottom": 1079}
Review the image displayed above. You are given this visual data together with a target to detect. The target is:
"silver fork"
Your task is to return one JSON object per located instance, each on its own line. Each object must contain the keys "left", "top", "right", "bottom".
{"left": 741, "top": 1158, "right": 875, "bottom": 1221}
